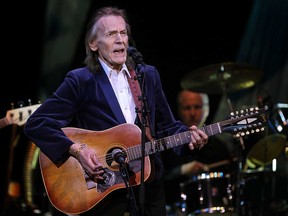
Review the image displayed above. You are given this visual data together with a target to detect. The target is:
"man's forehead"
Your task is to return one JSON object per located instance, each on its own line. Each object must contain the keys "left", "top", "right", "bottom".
{"left": 98, "top": 16, "right": 126, "bottom": 31}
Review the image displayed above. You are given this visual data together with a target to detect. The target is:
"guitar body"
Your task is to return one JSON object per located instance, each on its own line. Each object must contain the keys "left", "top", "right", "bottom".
{"left": 39, "top": 124, "right": 151, "bottom": 215}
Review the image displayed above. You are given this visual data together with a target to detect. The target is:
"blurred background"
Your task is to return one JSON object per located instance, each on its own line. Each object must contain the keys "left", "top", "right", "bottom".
{"left": 0, "top": 0, "right": 287, "bottom": 215}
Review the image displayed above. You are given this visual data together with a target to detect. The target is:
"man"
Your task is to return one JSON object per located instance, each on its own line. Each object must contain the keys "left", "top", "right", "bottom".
{"left": 177, "top": 90, "right": 210, "bottom": 128}
{"left": 162, "top": 90, "right": 236, "bottom": 215}
{"left": 24, "top": 7, "right": 208, "bottom": 216}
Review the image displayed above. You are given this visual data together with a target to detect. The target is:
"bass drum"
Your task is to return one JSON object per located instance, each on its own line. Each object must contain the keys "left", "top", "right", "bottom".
{"left": 238, "top": 170, "right": 288, "bottom": 216}
{"left": 180, "top": 172, "right": 235, "bottom": 215}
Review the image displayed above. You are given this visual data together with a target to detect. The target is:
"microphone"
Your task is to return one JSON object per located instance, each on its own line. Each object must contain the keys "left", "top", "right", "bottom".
{"left": 112, "top": 149, "right": 126, "bottom": 165}
{"left": 127, "top": 46, "right": 145, "bottom": 65}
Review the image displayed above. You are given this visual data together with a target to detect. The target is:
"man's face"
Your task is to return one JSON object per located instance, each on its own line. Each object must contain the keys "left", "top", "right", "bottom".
{"left": 178, "top": 91, "right": 206, "bottom": 127}
{"left": 89, "top": 15, "right": 129, "bottom": 71}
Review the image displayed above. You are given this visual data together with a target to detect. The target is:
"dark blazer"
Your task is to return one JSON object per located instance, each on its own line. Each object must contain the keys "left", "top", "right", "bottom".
{"left": 24, "top": 64, "right": 189, "bottom": 179}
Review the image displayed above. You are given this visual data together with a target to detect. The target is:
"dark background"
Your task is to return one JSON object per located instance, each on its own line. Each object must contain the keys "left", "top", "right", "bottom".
{"left": 1, "top": 0, "right": 287, "bottom": 215}
{"left": 0, "top": 0, "right": 254, "bottom": 117}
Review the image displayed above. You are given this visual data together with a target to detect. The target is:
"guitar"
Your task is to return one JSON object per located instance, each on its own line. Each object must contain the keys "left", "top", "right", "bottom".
{"left": 39, "top": 106, "right": 268, "bottom": 214}
{"left": 0, "top": 103, "right": 41, "bottom": 129}
{"left": 1, "top": 103, "right": 41, "bottom": 211}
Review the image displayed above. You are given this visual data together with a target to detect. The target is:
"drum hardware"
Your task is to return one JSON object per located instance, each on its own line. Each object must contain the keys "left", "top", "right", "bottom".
{"left": 272, "top": 103, "right": 288, "bottom": 134}
{"left": 238, "top": 170, "right": 288, "bottom": 216}
{"left": 239, "top": 109, "right": 288, "bottom": 215}
{"left": 179, "top": 63, "right": 287, "bottom": 215}
{"left": 180, "top": 172, "right": 235, "bottom": 215}
{"left": 238, "top": 100, "right": 287, "bottom": 214}
{"left": 181, "top": 62, "right": 265, "bottom": 215}
{"left": 166, "top": 201, "right": 186, "bottom": 216}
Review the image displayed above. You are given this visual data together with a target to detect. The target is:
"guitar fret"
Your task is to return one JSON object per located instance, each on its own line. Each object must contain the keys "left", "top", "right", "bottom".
{"left": 182, "top": 131, "right": 191, "bottom": 144}
{"left": 130, "top": 145, "right": 140, "bottom": 160}
{"left": 202, "top": 123, "right": 220, "bottom": 136}
{"left": 174, "top": 134, "right": 181, "bottom": 147}
{"left": 154, "top": 140, "right": 160, "bottom": 152}
{"left": 158, "top": 139, "right": 168, "bottom": 152}
{"left": 162, "top": 131, "right": 191, "bottom": 150}
{"left": 145, "top": 141, "right": 155, "bottom": 155}
{"left": 133, "top": 145, "right": 139, "bottom": 159}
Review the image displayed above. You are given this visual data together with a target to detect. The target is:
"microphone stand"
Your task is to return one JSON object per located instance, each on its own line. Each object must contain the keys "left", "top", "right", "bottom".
{"left": 135, "top": 63, "right": 156, "bottom": 216}
{"left": 218, "top": 65, "right": 244, "bottom": 216}
{"left": 119, "top": 162, "right": 138, "bottom": 216}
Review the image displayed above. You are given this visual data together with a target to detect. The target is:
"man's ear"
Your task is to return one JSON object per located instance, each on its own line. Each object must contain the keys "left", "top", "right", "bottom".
{"left": 89, "top": 41, "right": 98, "bottom": 51}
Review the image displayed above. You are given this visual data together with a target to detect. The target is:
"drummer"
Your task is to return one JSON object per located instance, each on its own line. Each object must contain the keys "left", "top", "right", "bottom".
{"left": 161, "top": 89, "right": 237, "bottom": 210}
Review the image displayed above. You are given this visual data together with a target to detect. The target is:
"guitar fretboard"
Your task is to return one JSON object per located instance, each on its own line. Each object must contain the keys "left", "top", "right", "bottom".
{"left": 127, "top": 122, "right": 222, "bottom": 161}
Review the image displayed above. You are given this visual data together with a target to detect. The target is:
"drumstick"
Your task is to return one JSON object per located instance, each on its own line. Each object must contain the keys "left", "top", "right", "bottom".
{"left": 207, "top": 157, "right": 237, "bottom": 170}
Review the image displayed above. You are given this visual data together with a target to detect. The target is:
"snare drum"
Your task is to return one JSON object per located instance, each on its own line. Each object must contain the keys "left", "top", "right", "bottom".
{"left": 180, "top": 172, "right": 234, "bottom": 215}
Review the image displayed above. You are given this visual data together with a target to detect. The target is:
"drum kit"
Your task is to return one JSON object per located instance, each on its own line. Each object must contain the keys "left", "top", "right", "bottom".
{"left": 172, "top": 62, "right": 288, "bottom": 216}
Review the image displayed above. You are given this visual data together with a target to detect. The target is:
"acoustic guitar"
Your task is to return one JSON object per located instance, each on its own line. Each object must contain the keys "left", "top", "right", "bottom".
{"left": 39, "top": 106, "right": 268, "bottom": 214}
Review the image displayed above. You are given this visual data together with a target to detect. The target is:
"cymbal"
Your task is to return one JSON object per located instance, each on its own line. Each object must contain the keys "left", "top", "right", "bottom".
{"left": 181, "top": 62, "right": 262, "bottom": 94}
{"left": 246, "top": 134, "right": 287, "bottom": 167}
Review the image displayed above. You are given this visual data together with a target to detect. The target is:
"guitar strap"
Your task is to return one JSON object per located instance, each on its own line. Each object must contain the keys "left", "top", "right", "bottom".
{"left": 127, "top": 68, "right": 154, "bottom": 141}
{"left": 127, "top": 68, "right": 156, "bottom": 182}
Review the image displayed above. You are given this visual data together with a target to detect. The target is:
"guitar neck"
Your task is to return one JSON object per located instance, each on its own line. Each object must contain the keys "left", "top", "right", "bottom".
{"left": 127, "top": 105, "right": 268, "bottom": 160}
{"left": 127, "top": 122, "right": 221, "bottom": 161}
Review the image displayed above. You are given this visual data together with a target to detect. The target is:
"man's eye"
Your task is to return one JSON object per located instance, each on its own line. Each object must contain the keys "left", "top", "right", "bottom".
{"left": 182, "top": 105, "right": 203, "bottom": 110}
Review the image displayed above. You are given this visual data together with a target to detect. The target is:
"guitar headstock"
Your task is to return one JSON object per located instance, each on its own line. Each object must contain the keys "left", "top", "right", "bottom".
{"left": 5, "top": 103, "right": 41, "bottom": 126}
{"left": 221, "top": 106, "right": 269, "bottom": 137}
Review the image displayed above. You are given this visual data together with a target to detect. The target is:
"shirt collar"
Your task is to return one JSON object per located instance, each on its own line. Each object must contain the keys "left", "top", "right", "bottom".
{"left": 98, "top": 58, "right": 131, "bottom": 78}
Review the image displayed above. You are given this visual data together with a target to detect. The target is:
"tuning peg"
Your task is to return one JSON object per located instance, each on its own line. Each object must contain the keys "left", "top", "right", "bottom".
{"left": 18, "top": 101, "right": 25, "bottom": 108}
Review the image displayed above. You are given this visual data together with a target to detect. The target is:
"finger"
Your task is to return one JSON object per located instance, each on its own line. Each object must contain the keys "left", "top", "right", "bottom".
{"left": 198, "top": 129, "right": 208, "bottom": 140}
{"left": 188, "top": 142, "right": 194, "bottom": 150}
{"left": 94, "top": 174, "right": 104, "bottom": 181}
{"left": 190, "top": 125, "right": 198, "bottom": 131}
{"left": 91, "top": 167, "right": 104, "bottom": 176}
{"left": 191, "top": 130, "right": 201, "bottom": 140}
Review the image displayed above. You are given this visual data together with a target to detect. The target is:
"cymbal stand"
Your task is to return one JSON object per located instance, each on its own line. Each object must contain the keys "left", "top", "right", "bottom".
{"left": 217, "top": 64, "right": 246, "bottom": 150}
{"left": 217, "top": 64, "right": 245, "bottom": 215}
{"left": 218, "top": 65, "right": 234, "bottom": 113}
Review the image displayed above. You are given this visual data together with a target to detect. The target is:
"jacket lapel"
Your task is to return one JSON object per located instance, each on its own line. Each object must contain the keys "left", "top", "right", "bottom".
{"left": 95, "top": 70, "right": 126, "bottom": 124}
